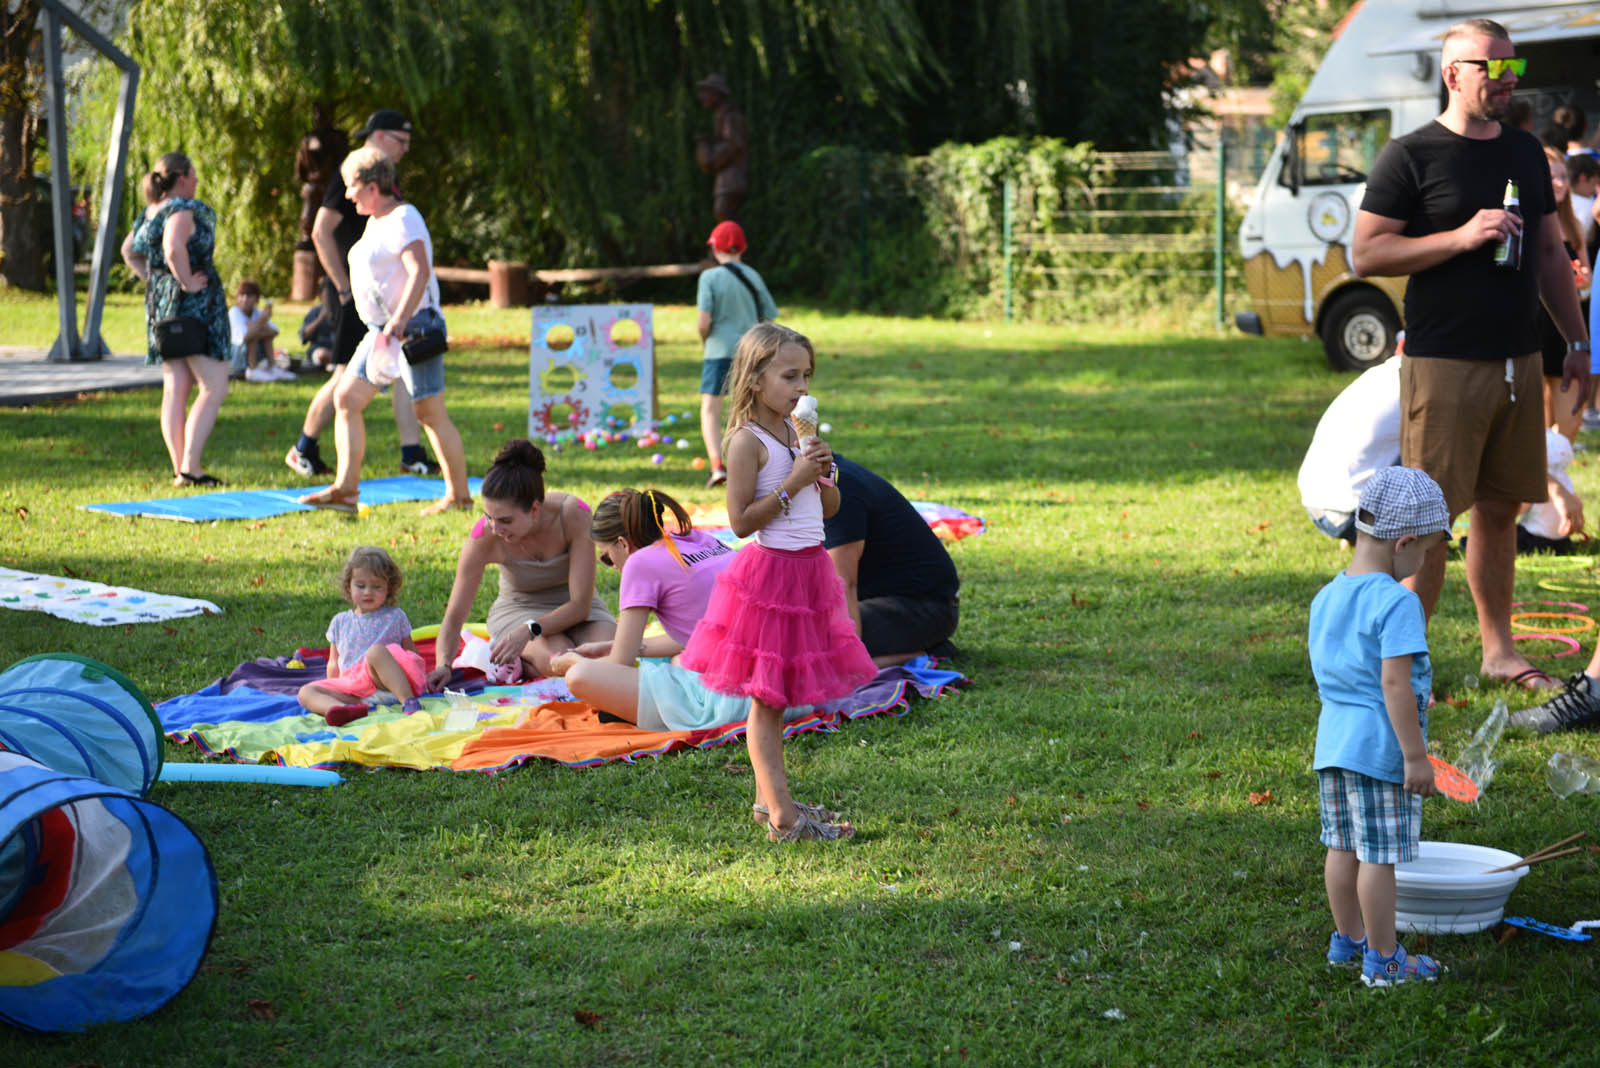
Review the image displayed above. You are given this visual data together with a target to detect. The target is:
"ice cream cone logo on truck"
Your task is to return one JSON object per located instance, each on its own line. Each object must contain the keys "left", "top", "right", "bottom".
{"left": 1308, "top": 192, "right": 1351, "bottom": 243}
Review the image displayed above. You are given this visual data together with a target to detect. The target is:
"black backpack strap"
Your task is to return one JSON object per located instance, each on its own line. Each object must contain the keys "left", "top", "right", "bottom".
{"left": 720, "top": 262, "right": 768, "bottom": 321}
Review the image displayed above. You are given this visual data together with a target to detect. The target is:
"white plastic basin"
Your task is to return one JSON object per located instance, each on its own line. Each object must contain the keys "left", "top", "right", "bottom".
{"left": 1394, "top": 841, "right": 1527, "bottom": 935}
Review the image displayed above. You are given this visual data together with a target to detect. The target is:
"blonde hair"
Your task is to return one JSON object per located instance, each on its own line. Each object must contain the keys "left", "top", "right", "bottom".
{"left": 1546, "top": 146, "right": 1584, "bottom": 254}
{"left": 339, "top": 545, "right": 403, "bottom": 605}
{"left": 340, "top": 145, "right": 396, "bottom": 195}
{"left": 722, "top": 322, "right": 815, "bottom": 447}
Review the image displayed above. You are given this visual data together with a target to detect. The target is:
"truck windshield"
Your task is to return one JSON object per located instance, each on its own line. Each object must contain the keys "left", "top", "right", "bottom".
{"left": 1283, "top": 109, "right": 1391, "bottom": 188}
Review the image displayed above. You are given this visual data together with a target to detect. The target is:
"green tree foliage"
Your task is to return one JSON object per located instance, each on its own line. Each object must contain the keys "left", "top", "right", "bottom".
{"left": 0, "top": 0, "right": 43, "bottom": 290}
{"left": 93, "top": 0, "right": 1250, "bottom": 295}
{"left": 1264, "top": 0, "right": 1361, "bottom": 127}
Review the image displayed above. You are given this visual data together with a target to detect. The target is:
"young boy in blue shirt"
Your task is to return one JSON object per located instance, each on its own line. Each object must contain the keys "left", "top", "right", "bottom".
{"left": 1309, "top": 465, "right": 1449, "bottom": 987}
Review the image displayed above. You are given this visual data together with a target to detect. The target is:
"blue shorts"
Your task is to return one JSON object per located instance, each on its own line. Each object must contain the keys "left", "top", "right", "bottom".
{"left": 348, "top": 306, "right": 447, "bottom": 401}
{"left": 1306, "top": 507, "right": 1356, "bottom": 542}
{"left": 636, "top": 659, "right": 808, "bottom": 733}
{"left": 700, "top": 357, "right": 733, "bottom": 395}
{"left": 1318, "top": 767, "right": 1421, "bottom": 865}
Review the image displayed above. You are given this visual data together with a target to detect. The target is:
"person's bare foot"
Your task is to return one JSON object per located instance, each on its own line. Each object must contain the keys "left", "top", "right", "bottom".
{"left": 299, "top": 487, "right": 360, "bottom": 514}
{"left": 419, "top": 496, "right": 473, "bottom": 516}
{"left": 1481, "top": 663, "right": 1560, "bottom": 692}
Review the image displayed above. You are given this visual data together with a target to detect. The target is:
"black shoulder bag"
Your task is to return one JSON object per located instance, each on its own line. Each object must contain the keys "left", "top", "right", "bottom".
{"left": 720, "top": 262, "right": 770, "bottom": 322}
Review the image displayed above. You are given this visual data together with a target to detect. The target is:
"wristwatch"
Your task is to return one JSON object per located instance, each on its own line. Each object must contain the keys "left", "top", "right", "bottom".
{"left": 525, "top": 618, "right": 542, "bottom": 639}
{"left": 1569, "top": 339, "right": 1591, "bottom": 352}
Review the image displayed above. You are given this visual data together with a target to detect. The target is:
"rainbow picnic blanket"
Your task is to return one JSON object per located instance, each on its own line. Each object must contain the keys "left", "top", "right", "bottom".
{"left": 156, "top": 642, "right": 965, "bottom": 771}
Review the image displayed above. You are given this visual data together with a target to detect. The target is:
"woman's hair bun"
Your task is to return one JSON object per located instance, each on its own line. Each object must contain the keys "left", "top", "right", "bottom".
{"left": 492, "top": 438, "right": 546, "bottom": 474}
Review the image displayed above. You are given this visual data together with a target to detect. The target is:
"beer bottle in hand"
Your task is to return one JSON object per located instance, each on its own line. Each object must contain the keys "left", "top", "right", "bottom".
{"left": 1494, "top": 180, "right": 1522, "bottom": 270}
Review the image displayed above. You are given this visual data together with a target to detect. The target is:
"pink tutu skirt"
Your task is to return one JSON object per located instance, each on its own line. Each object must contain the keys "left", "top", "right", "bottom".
{"left": 679, "top": 543, "right": 877, "bottom": 709}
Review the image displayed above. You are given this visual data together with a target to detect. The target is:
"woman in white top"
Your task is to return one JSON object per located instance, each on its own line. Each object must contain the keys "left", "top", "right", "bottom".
{"left": 299, "top": 146, "right": 469, "bottom": 515}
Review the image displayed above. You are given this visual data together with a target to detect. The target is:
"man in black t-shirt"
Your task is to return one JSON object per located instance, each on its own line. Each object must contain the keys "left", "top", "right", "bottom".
{"left": 284, "top": 108, "right": 439, "bottom": 479}
{"left": 823, "top": 455, "right": 960, "bottom": 666}
{"left": 1353, "top": 18, "right": 1589, "bottom": 692}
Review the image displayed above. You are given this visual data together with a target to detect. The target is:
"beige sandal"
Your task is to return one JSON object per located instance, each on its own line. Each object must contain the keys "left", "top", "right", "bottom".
{"left": 752, "top": 801, "right": 841, "bottom": 825}
{"left": 419, "top": 496, "right": 473, "bottom": 516}
{"left": 299, "top": 488, "right": 360, "bottom": 514}
{"left": 768, "top": 809, "right": 854, "bottom": 842}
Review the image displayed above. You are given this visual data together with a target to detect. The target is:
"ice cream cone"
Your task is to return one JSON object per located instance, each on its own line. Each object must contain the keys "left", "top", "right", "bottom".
{"left": 792, "top": 395, "right": 819, "bottom": 442}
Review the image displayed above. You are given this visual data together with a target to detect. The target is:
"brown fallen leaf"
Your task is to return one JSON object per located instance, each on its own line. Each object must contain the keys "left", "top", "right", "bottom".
{"left": 250, "top": 575, "right": 265, "bottom": 587}
{"left": 574, "top": 1009, "right": 605, "bottom": 1030}
{"left": 1248, "top": 790, "right": 1274, "bottom": 806}
{"left": 1249, "top": 521, "right": 1271, "bottom": 533}
{"left": 162, "top": 626, "right": 178, "bottom": 636}
{"left": 247, "top": 999, "right": 277, "bottom": 1021}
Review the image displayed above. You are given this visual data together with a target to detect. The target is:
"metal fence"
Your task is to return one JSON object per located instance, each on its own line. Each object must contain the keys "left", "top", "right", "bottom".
{"left": 1001, "top": 144, "right": 1227, "bottom": 328}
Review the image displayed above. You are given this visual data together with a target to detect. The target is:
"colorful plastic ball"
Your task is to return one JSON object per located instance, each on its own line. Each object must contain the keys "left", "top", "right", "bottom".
{"left": 568, "top": 411, "right": 580, "bottom": 422}
{"left": 692, "top": 456, "right": 706, "bottom": 470}
{"left": 651, "top": 453, "right": 664, "bottom": 464}
{"left": 545, "top": 432, "right": 558, "bottom": 444}
{"left": 666, "top": 414, "right": 678, "bottom": 424}
{"left": 287, "top": 659, "right": 306, "bottom": 670}
{"left": 676, "top": 439, "right": 690, "bottom": 450}
{"left": 820, "top": 422, "right": 832, "bottom": 433}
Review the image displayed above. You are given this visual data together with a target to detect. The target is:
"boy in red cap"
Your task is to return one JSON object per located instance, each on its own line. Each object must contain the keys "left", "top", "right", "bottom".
{"left": 696, "top": 220, "right": 778, "bottom": 486}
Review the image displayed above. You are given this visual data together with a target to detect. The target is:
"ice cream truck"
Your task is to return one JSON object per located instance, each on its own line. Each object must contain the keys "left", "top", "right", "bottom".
{"left": 1235, "top": 0, "right": 1600, "bottom": 370}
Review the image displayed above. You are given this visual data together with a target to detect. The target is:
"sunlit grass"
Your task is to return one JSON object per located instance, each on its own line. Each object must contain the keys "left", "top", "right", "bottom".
{"left": 1, "top": 293, "right": 1597, "bottom": 1064}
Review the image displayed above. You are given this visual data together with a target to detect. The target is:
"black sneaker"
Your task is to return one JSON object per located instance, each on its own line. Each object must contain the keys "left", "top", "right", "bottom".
{"left": 1511, "top": 673, "right": 1600, "bottom": 733}
{"left": 285, "top": 445, "right": 332, "bottom": 477}
{"left": 401, "top": 456, "right": 442, "bottom": 476}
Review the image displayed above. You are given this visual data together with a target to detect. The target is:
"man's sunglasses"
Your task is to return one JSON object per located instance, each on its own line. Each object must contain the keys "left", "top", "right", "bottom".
{"left": 1453, "top": 57, "right": 1526, "bottom": 80}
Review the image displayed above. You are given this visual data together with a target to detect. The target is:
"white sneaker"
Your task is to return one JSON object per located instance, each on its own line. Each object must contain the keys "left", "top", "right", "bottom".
{"left": 245, "top": 366, "right": 275, "bottom": 383}
{"left": 270, "top": 366, "right": 298, "bottom": 382}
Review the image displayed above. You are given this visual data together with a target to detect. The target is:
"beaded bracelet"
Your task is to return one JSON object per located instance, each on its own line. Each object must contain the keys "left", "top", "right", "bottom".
{"left": 774, "top": 487, "right": 791, "bottom": 516}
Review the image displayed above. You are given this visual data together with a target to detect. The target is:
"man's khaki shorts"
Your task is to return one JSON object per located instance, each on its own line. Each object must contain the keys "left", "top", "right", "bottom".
{"left": 1399, "top": 353, "right": 1547, "bottom": 519}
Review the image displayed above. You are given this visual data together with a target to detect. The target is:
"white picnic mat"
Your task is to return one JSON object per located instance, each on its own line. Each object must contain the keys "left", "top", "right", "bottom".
{"left": 0, "top": 566, "right": 221, "bottom": 625}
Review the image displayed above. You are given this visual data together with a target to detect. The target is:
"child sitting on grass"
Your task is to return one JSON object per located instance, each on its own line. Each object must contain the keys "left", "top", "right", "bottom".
{"left": 1308, "top": 466, "right": 1447, "bottom": 987}
{"left": 298, "top": 546, "right": 426, "bottom": 727}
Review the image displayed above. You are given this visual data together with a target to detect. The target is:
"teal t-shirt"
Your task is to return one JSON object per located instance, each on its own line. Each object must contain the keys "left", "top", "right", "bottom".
{"left": 1308, "top": 570, "right": 1430, "bottom": 784}
{"left": 697, "top": 262, "right": 778, "bottom": 363}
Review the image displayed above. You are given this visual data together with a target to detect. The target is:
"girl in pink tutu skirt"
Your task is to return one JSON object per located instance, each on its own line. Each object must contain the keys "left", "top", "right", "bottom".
{"left": 680, "top": 322, "right": 877, "bottom": 841}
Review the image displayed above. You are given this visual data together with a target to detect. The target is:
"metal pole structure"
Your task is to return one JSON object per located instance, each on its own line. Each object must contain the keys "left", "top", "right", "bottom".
{"left": 1215, "top": 140, "right": 1227, "bottom": 332}
{"left": 1002, "top": 177, "right": 1014, "bottom": 323}
{"left": 42, "top": 0, "right": 140, "bottom": 362}
{"left": 43, "top": 8, "right": 80, "bottom": 362}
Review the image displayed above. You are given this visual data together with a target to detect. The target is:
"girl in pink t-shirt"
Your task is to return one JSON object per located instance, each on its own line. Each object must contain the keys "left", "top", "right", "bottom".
{"left": 553, "top": 489, "right": 735, "bottom": 715}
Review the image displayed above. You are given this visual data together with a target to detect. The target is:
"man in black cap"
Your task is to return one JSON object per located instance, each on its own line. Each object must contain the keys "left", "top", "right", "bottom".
{"left": 286, "top": 108, "right": 440, "bottom": 478}
{"left": 824, "top": 455, "right": 961, "bottom": 666}
{"left": 693, "top": 74, "right": 748, "bottom": 223}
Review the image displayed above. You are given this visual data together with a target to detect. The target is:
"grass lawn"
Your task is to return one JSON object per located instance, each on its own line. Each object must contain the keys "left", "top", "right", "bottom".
{"left": 2, "top": 291, "right": 1598, "bottom": 1065}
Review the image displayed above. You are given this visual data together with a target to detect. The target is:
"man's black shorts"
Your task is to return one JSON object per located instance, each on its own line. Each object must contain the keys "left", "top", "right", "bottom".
{"left": 858, "top": 594, "right": 959, "bottom": 658}
{"left": 321, "top": 277, "right": 367, "bottom": 366}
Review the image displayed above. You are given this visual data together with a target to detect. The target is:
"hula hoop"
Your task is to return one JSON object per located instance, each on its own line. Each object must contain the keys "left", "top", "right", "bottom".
{"left": 1538, "top": 577, "right": 1600, "bottom": 594}
{"left": 1511, "top": 633, "right": 1584, "bottom": 656}
{"left": 1512, "top": 600, "right": 1590, "bottom": 612}
{"left": 1509, "top": 612, "right": 1596, "bottom": 634}
{"left": 1517, "top": 554, "right": 1595, "bottom": 572}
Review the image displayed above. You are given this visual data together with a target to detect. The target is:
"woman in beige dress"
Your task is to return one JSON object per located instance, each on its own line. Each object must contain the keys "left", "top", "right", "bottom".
{"left": 423, "top": 439, "right": 615, "bottom": 688}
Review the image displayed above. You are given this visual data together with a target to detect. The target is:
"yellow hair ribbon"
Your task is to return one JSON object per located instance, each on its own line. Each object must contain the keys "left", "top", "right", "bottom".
{"left": 647, "top": 488, "right": 689, "bottom": 571}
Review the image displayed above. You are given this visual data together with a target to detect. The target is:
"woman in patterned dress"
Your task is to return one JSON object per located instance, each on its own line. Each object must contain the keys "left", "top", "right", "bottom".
{"left": 120, "top": 151, "right": 231, "bottom": 486}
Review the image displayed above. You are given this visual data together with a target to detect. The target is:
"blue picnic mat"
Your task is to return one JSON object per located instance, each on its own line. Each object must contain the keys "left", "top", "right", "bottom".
{"left": 83, "top": 476, "right": 483, "bottom": 522}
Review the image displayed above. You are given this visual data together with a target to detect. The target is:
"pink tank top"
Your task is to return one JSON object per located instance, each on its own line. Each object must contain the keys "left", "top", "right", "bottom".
{"left": 742, "top": 421, "right": 823, "bottom": 550}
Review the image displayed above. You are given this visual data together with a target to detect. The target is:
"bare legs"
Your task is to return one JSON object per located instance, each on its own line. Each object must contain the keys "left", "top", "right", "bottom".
{"left": 411, "top": 394, "right": 470, "bottom": 510}
{"left": 160, "top": 356, "right": 231, "bottom": 481}
{"left": 563, "top": 659, "right": 641, "bottom": 722}
{"left": 747, "top": 698, "right": 797, "bottom": 831}
{"left": 1468, "top": 498, "right": 1550, "bottom": 685}
{"left": 516, "top": 619, "right": 617, "bottom": 679}
{"left": 298, "top": 365, "right": 424, "bottom": 453}
{"left": 1325, "top": 849, "right": 1398, "bottom": 957}
{"left": 700, "top": 393, "right": 724, "bottom": 472}
{"left": 297, "top": 643, "right": 417, "bottom": 719}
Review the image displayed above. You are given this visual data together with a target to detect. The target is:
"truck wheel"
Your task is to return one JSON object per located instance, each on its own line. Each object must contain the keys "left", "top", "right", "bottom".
{"left": 1320, "top": 290, "right": 1399, "bottom": 372}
